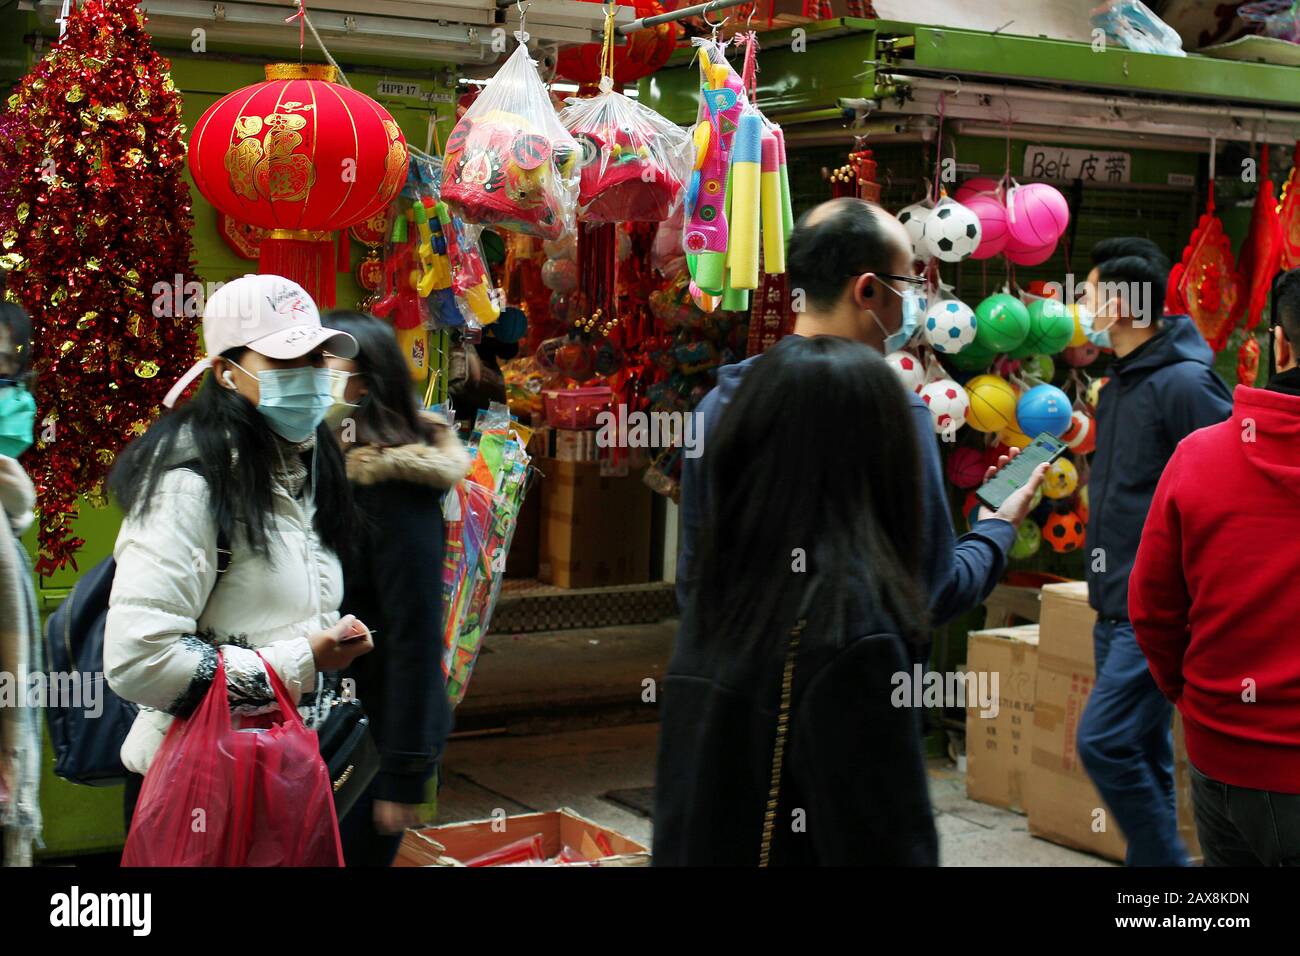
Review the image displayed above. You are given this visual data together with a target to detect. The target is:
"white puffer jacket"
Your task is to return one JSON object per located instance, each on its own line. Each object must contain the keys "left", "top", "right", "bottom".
{"left": 105, "top": 457, "right": 341, "bottom": 776}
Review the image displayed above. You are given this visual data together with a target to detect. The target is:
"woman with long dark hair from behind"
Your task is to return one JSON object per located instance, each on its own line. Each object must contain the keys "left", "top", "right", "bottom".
{"left": 323, "top": 311, "right": 470, "bottom": 866}
{"left": 105, "top": 276, "right": 374, "bottom": 835}
{"left": 653, "top": 334, "right": 938, "bottom": 865}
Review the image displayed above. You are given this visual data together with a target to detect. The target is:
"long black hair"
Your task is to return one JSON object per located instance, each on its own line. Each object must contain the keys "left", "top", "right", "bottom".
{"left": 323, "top": 311, "right": 440, "bottom": 448}
{"left": 694, "top": 335, "right": 927, "bottom": 672}
{"left": 108, "top": 347, "right": 354, "bottom": 560}
{"left": 0, "top": 302, "right": 33, "bottom": 382}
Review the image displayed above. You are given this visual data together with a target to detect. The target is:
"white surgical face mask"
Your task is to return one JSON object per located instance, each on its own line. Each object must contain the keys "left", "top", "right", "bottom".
{"left": 1079, "top": 299, "right": 1118, "bottom": 350}
{"left": 324, "top": 368, "right": 359, "bottom": 430}
{"left": 871, "top": 282, "right": 925, "bottom": 354}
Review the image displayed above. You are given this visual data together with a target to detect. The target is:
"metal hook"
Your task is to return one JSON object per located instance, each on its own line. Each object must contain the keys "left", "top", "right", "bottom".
{"left": 943, "top": 73, "right": 962, "bottom": 98}
{"left": 701, "top": 1, "right": 727, "bottom": 36}
{"left": 747, "top": 3, "right": 755, "bottom": 29}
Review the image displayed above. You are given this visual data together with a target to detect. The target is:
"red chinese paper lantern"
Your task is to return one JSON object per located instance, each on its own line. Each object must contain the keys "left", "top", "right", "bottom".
{"left": 189, "top": 64, "right": 409, "bottom": 306}
{"left": 555, "top": 0, "right": 676, "bottom": 92}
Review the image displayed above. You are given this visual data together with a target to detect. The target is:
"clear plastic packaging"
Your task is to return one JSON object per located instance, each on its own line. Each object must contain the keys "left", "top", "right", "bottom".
{"left": 1090, "top": 1, "right": 1186, "bottom": 56}
{"left": 559, "top": 84, "right": 691, "bottom": 223}
{"left": 441, "top": 42, "right": 580, "bottom": 239}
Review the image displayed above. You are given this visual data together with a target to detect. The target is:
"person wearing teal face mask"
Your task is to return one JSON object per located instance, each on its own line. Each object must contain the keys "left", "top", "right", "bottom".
{"left": 673, "top": 197, "right": 1045, "bottom": 722}
{"left": 1073, "top": 237, "right": 1232, "bottom": 868}
{"left": 0, "top": 301, "right": 42, "bottom": 866}
{"left": 106, "top": 275, "right": 376, "bottom": 846}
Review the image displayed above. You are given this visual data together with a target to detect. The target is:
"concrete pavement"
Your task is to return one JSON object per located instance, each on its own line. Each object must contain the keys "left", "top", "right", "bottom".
{"left": 439, "top": 622, "right": 1112, "bottom": 865}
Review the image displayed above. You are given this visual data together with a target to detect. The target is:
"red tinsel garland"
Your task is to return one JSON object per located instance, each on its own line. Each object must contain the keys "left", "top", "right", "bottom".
{"left": 0, "top": 0, "right": 200, "bottom": 574}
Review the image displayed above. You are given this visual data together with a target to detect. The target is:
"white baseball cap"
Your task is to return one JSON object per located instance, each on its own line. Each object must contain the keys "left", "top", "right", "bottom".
{"left": 163, "top": 274, "right": 358, "bottom": 407}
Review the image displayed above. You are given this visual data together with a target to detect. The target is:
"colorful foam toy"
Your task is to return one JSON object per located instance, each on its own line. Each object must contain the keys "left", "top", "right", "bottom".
{"left": 682, "top": 39, "right": 790, "bottom": 296}
{"left": 441, "top": 45, "right": 579, "bottom": 240}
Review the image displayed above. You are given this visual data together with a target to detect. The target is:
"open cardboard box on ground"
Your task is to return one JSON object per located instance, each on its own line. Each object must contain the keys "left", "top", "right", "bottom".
{"left": 1028, "top": 581, "right": 1201, "bottom": 863}
{"left": 965, "top": 624, "right": 1039, "bottom": 814}
{"left": 395, "top": 808, "right": 650, "bottom": 867}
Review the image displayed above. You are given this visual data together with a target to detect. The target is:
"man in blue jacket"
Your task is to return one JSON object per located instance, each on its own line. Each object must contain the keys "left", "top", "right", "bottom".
{"left": 675, "top": 197, "right": 1043, "bottom": 637}
{"left": 1075, "top": 237, "right": 1233, "bottom": 866}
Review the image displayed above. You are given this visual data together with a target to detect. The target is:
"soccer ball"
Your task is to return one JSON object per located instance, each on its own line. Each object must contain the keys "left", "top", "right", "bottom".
{"left": 1043, "top": 510, "right": 1086, "bottom": 553}
{"left": 919, "top": 378, "right": 970, "bottom": 436}
{"left": 897, "top": 201, "right": 933, "bottom": 255}
{"left": 924, "top": 299, "right": 978, "bottom": 354}
{"left": 921, "top": 200, "right": 982, "bottom": 262}
{"left": 886, "top": 350, "right": 926, "bottom": 394}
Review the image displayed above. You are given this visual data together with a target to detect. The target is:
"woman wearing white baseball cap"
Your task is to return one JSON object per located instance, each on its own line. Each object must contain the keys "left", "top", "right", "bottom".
{"left": 104, "top": 275, "right": 375, "bottom": 844}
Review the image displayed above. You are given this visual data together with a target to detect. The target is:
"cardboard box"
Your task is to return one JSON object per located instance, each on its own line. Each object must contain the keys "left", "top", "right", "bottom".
{"left": 394, "top": 809, "right": 650, "bottom": 867}
{"left": 1028, "top": 581, "right": 1199, "bottom": 862}
{"left": 965, "top": 625, "right": 1039, "bottom": 814}
{"left": 538, "top": 458, "right": 652, "bottom": 589}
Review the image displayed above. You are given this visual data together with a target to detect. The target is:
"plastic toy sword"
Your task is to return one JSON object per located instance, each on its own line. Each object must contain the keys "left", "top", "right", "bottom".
{"left": 683, "top": 47, "right": 746, "bottom": 295}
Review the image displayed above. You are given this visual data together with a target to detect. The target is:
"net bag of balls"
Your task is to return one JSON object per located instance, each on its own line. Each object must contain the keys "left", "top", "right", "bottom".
{"left": 442, "top": 42, "right": 580, "bottom": 239}
{"left": 560, "top": 84, "right": 691, "bottom": 223}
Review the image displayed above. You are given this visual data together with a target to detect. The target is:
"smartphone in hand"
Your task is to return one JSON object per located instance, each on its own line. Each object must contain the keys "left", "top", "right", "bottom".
{"left": 975, "top": 433, "right": 1067, "bottom": 512}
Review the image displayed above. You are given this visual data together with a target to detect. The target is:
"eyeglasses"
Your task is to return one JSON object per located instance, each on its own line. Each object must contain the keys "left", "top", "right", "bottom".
{"left": 846, "top": 271, "right": 926, "bottom": 286}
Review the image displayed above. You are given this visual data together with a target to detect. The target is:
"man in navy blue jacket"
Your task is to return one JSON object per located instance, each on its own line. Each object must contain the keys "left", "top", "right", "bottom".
{"left": 675, "top": 198, "right": 1043, "bottom": 636}
{"left": 1074, "top": 238, "right": 1232, "bottom": 866}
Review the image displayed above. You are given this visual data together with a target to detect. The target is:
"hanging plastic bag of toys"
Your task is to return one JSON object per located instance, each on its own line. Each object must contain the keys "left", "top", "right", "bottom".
{"left": 559, "top": 85, "right": 691, "bottom": 223}
{"left": 441, "top": 38, "right": 580, "bottom": 240}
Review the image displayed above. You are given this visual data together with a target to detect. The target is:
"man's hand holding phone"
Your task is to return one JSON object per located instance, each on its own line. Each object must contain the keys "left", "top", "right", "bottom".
{"left": 976, "top": 447, "right": 1051, "bottom": 527}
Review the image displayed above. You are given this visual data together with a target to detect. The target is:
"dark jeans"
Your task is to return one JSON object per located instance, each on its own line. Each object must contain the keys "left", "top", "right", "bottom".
{"left": 1076, "top": 618, "right": 1188, "bottom": 866}
{"left": 338, "top": 779, "right": 404, "bottom": 867}
{"left": 1190, "top": 763, "right": 1300, "bottom": 866}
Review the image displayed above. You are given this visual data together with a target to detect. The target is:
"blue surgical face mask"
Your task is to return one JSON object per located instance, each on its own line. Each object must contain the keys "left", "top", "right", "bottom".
{"left": 231, "top": 361, "right": 335, "bottom": 442}
{"left": 0, "top": 384, "right": 36, "bottom": 458}
{"left": 1078, "top": 302, "right": 1114, "bottom": 350}
{"left": 872, "top": 283, "right": 925, "bottom": 354}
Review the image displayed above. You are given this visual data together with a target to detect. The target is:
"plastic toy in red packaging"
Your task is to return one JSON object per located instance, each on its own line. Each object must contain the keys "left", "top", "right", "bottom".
{"left": 560, "top": 84, "right": 691, "bottom": 223}
{"left": 442, "top": 42, "right": 579, "bottom": 240}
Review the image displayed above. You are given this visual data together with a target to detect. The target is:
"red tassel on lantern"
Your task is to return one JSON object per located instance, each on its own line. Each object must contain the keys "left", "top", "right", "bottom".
{"left": 189, "top": 63, "right": 409, "bottom": 308}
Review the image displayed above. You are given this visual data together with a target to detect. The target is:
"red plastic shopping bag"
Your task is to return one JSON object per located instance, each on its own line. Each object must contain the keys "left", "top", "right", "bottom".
{"left": 122, "top": 652, "right": 343, "bottom": 867}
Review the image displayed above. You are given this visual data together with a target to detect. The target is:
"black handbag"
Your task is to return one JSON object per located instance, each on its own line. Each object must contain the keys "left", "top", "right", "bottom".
{"left": 316, "top": 688, "right": 380, "bottom": 821}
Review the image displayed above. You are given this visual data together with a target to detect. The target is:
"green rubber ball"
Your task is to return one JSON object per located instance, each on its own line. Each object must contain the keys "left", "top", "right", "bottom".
{"left": 1013, "top": 297, "right": 1075, "bottom": 357}
{"left": 974, "top": 294, "right": 1031, "bottom": 354}
{"left": 1010, "top": 518, "right": 1042, "bottom": 559}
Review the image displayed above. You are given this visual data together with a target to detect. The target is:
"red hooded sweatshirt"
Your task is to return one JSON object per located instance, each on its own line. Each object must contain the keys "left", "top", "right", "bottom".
{"left": 1130, "top": 384, "right": 1300, "bottom": 793}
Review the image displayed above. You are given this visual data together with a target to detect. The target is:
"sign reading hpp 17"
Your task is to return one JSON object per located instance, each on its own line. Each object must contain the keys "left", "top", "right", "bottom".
{"left": 1023, "top": 145, "right": 1131, "bottom": 184}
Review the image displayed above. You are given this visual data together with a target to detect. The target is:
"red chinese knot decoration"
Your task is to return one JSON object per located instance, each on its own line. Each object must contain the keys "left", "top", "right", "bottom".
{"left": 1166, "top": 185, "right": 1240, "bottom": 353}
{"left": 188, "top": 63, "right": 409, "bottom": 306}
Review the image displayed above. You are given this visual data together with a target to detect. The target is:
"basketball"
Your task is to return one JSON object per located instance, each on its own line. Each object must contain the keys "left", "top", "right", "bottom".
{"left": 964, "top": 374, "right": 1018, "bottom": 433}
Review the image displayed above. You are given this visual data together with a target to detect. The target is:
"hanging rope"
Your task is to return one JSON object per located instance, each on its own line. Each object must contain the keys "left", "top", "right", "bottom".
{"left": 931, "top": 92, "right": 946, "bottom": 201}
{"left": 599, "top": 1, "right": 618, "bottom": 90}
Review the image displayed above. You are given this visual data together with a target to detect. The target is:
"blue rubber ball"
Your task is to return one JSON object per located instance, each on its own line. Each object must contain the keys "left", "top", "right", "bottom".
{"left": 1016, "top": 384, "right": 1073, "bottom": 437}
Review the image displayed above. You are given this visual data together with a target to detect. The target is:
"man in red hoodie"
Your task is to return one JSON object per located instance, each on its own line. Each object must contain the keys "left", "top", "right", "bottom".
{"left": 1130, "top": 268, "right": 1300, "bottom": 866}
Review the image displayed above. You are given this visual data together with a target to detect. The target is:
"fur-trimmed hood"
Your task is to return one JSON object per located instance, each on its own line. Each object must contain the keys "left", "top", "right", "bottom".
{"left": 345, "top": 424, "right": 470, "bottom": 490}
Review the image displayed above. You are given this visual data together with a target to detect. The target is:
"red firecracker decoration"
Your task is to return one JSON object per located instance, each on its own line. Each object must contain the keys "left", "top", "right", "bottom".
{"left": 556, "top": 0, "right": 677, "bottom": 93}
{"left": 1234, "top": 143, "right": 1283, "bottom": 331}
{"left": 1275, "top": 141, "right": 1300, "bottom": 270}
{"left": 1238, "top": 334, "right": 1261, "bottom": 387}
{"left": 1166, "top": 183, "right": 1240, "bottom": 353}
{"left": 188, "top": 63, "right": 409, "bottom": 307}
{"left": 0, "top": 0, "right": 200, "bottom": 573}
